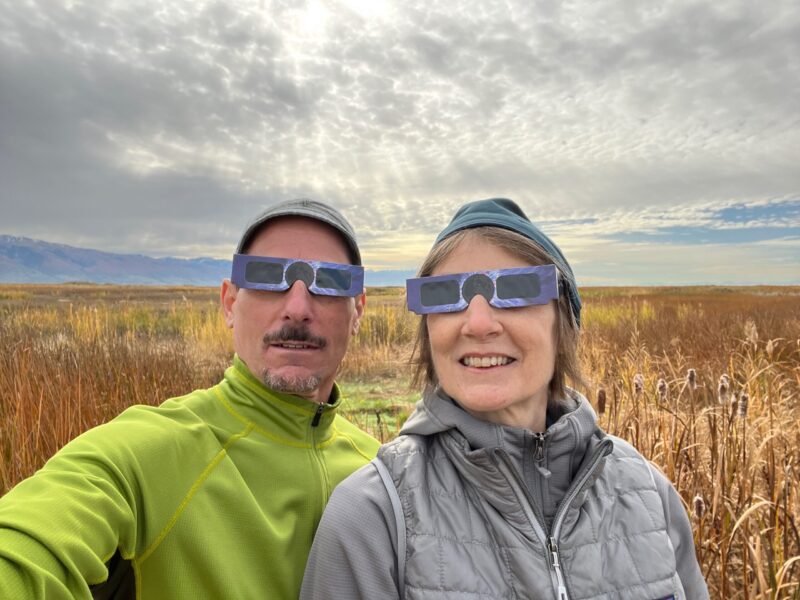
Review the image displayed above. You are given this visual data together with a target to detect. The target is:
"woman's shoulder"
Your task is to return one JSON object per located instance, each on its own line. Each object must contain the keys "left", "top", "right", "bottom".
{"left": 378, "top": 432, "right": 450, "bottom": 475}
{"left": 604, "top": 433, "right": 649, "bottom": 459}
{"left": 380, "top": 432, "right": 430, "bottom": 454}
{"left": 317, "top": 459, "right": 400, "bottom": 548}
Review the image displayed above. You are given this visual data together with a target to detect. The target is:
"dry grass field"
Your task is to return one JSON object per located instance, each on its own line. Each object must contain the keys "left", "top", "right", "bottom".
{"left": 1, "top": 283, "right": 798, "bottom": 598}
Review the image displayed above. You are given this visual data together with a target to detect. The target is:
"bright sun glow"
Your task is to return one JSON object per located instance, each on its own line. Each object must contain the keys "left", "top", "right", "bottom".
{"left": 339, "top": 0, "right": 392, "bottom": 20}
{"left": 298, "top": 0, "right": 329, "bottom": 36}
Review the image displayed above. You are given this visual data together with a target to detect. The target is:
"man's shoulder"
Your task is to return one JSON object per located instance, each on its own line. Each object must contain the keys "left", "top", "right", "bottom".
{"left": 55, "top": 384, "right": 225, "bottom": 470}
{"left": 110, "top": 385, "right": 217, "bottom": 433}
{"left": 331, "top": 414, "right": 380, "bottom": 454}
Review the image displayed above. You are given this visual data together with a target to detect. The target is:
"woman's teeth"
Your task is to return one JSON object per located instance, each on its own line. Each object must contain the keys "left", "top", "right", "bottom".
{"left": 461, "top": 356, "right": 511, "bottom": 368}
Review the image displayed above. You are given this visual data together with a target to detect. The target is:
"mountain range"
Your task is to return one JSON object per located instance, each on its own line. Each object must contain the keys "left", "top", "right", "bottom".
{"left": 0, "top": 235, "right": 411, "bottom": 287}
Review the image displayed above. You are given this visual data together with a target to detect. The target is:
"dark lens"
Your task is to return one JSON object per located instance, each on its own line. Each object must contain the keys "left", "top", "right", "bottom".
{"left": 285, "top": 262, "right": 315, "bottom": 286}
{"left": 419, "top": 279, "right": 460, "bottom": 307}
{"left": 245, "top": 261, "right": 284, "bottom": 284}
{"left": 462, "top": 274, "right": 493, "bottom": 302}
{"left": 496, "top": 272, "right": 540, "bottom": 299}
{"left": 316, "top": 267, "right": 352, "bottom": 291}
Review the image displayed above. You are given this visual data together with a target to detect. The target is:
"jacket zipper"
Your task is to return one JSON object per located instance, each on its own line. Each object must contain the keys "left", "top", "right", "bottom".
{"left": 494, "top": 450, "right": 562, "bottom": 598}
{"left": 311, "top": 403, "right": 325, "bottom": 427}
{"left": 533, "top": 432, "right": 546, "bottom": 462}
{"left": 550, "top": 438, "right": 612, "bottom": 542}
{"left": 495, "top": 438, "right": 612, "bottom": 600}
{"left": 548, "top": 537, "right": 569, "bottom": 600}
{"left": 309, "top": 402, "right": 330, "bottom": 510}
{"left": 529, "top": 432, "right": 551, "bottom": 538}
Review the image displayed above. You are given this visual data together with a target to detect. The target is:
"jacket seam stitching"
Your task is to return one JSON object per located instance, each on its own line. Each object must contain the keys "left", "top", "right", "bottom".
{"left": 214, "top": 387, "right": 313, "bottom": 448}
{"left": 566, "top": 527, "right": 670, "bottom": 550}
{"left": 622, "top": 534, "right": 647, "bottom": 586}
{"left": 405, "top": 582, "right": 514, "bottom": 598}
{"left": 587, "top": 485, "right": 661, "bottom": 502}
{"left": 574, "top": 574, "right": 679, "bottom": 598}
{"left": 633, "top": 487, "right": 661, "bottom": 530}
{"left": 437, "top": 535, "right": 445, "bottom": 591}
{"left": 407, "top": 532, "right": 524, "bottom": 550}
{"left": 334, "top": 426, "right": 374, "bottom": 461}
{"left": 499, "top": 543, "right": 519, "bottom": 599}
{"left": 135, "top": 422, "right": 254, "bottom": 564}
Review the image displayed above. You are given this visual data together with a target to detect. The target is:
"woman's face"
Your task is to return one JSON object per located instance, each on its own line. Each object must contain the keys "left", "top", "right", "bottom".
{"left": 427, "top": 237, "right": 558, "bottom": 430}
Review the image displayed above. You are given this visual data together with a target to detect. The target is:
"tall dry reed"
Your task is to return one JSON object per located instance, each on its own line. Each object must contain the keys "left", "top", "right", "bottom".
{"left": 0, "top": 284, "right": 798, "bottom": 598}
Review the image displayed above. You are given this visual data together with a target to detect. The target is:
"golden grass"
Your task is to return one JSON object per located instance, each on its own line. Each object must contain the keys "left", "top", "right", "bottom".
{"left": 0, "top": 283, "right": 798, "bottom": 598}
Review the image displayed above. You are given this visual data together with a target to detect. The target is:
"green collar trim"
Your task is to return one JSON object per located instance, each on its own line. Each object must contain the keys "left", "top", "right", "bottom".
{"left": 215, "top": 355, "right": 341, "bottom": 444}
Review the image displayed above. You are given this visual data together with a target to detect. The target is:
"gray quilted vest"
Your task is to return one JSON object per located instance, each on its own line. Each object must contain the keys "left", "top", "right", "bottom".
{"left": 376, "top": 430, "right": 686, "bottom": 600}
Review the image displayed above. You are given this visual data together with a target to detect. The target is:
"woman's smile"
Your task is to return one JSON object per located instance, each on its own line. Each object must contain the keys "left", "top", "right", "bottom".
{"left": 459, "top": 355, "right": 514, "bottom": 368}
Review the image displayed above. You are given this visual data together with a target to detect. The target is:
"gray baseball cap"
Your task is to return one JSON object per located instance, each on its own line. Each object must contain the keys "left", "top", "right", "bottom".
{"left": 236, "top": 198, "right": 362, "bottom": 265}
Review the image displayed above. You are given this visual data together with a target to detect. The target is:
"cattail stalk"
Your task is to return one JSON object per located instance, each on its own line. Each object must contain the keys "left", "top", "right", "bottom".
{"left": 657, "top": 378, "right": 668, "bottom": 401}
{"left": 686, "top": 368, "right": 697, "bottom": 391}
{"left": 718, "top": 374, "right": 730, "bottom": 404}
{"left": 633, "top": 373, "right": 644, "bottom": 398}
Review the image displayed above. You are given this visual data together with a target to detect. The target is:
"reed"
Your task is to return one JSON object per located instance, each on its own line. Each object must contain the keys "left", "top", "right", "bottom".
{"left": 1, "top": 284, "right": 798, "bottom": 598}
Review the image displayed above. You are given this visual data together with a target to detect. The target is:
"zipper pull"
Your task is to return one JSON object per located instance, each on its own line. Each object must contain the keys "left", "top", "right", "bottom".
{"left": 311, "top": 403, "right": 325, "bottom": 427}
{"left": 533, "top": 433, "right": 551, "bottom": 479}
{"left": 549, "top": 537, "right": 569, "bottom": 600}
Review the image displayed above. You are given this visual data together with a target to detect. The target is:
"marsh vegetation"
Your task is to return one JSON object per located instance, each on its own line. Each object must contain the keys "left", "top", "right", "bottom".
{"left": 1, "top": 283, "right": 798, "bottom": 598}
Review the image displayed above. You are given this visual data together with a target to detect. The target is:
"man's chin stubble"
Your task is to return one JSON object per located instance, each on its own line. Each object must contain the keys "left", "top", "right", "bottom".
{"left": 262, "top": 371, "right": 321, "bottom": 395}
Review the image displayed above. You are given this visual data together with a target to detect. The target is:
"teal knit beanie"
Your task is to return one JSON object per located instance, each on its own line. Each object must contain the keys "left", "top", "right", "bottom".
{"left": 435, "top": 198, "right": 582, "bottom": 327}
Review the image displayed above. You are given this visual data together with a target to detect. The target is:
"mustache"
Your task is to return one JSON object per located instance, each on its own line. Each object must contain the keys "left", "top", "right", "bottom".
{"left": 263, "top": 324, "right": 328, "bottom": 349}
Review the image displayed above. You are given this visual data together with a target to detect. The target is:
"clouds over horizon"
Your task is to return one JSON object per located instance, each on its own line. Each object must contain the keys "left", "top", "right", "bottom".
{"left": 1, "top": 0, "right": 798, "bottom": 283}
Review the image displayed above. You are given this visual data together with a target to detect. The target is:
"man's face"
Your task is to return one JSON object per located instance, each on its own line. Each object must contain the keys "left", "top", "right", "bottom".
{"left": 221, "top": 217, "right": 365, "bottom": 404}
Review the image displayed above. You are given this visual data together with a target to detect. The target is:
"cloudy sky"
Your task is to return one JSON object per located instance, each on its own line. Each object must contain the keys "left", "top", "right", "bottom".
{"left": 1, "top": 0, "right": 798, "bottom": 284}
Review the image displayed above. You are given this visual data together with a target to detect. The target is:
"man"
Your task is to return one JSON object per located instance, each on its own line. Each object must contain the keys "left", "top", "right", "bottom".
{"left": 0, "top": 199, "right": 380, "bottom": 599}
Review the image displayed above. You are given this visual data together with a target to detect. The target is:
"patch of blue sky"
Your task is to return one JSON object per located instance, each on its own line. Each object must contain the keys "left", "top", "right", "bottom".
{"left": 714, "top": 200, "right": 800, "bottom": 224}
{"left": 608, "top": 226, "right": 800, "bottom": 245}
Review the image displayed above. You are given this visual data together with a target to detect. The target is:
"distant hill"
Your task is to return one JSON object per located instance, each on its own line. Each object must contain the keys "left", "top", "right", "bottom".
{"left": 0, "top": 235, "right": 412, "bottom": 286}
{"left": 0, "top": 235, "right": 232, "bottom": 286}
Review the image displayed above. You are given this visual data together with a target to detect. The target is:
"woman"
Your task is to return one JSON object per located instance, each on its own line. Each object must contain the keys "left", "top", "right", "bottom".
{"left": 301, "top": 198, "right": 708, "bottom": 599}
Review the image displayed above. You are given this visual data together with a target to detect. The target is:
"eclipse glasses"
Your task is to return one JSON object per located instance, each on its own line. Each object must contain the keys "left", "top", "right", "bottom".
{"left": 406, "top": 265, "right": 559, "bottom": 315}
{"left": 232, "top": 254, "right": 364, "bottom": 297}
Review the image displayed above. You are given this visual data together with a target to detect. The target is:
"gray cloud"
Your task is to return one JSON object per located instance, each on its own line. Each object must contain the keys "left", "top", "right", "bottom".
{"left": 0, "top": 0, "right": 798, "bottom": 282}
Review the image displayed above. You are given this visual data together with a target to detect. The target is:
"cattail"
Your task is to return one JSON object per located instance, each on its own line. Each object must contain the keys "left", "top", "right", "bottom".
{"left": 744, "top": 319, "right": 758, "bottom": 346}
{"left": 633, "top": 374, "right": 644, "bottom": 397}
{"left": 657, "top": 378, "right": 668, "bottom": 401}
{"left": 737, "top": 391, "right": 749, "bottom": 418}
{"left": 686, "top": 368, "right": 697, "bottom": 391}
{"left": 717, "top": 374, "right": 730, "bottom": 404}
{"left": 596, "top": 387, "right": 606, "bottom": 414}
{"left": 693, "top": 495, "right": 705, "bottom": 519}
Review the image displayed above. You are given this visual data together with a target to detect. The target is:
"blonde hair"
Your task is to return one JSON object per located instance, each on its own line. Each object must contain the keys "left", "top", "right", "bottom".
{"left": 411, "top": 227, "right": 584, "bottom": 404}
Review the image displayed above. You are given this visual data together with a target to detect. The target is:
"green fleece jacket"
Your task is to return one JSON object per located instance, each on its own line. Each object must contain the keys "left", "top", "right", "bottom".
{"left": 0, "top": 356, "right": 380, "bottom": 599}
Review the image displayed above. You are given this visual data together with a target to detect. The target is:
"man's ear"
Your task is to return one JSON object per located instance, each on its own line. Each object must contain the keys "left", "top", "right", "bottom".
{"left": 220, "top": 279, "right": 237, "bottom": 328}
{"left": 352, "top": 291, "right": 366, "bottom": 335}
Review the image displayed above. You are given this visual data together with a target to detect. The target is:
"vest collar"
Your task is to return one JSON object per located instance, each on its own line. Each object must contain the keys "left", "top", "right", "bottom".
{"left": 401, "top": 387, "right": 605, "bottom": 518}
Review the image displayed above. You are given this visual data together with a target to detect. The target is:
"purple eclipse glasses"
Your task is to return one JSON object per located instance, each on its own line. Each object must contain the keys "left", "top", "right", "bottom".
{"left": 406, "top": 265, "right": 559, "bottom": 315}
{"left": 232, "top": 254, "right": 364, "bottom": 297}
